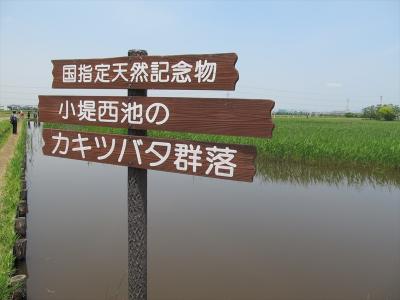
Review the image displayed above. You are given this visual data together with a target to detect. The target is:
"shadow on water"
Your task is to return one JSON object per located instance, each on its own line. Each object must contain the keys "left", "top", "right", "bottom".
{"left": 24, "top": 122, "right": 400, "bottom": 300}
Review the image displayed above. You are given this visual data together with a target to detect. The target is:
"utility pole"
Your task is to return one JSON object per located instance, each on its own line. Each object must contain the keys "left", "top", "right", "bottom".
{"left": 346, "top": 98, "right": 350, "bottom": 112}
{"left": 380, "top": 95, "right": 383, "bottom": 106}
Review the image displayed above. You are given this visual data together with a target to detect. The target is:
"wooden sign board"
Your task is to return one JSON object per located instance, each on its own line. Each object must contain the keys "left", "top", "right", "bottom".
{"left": 39, "top": 96, "right": 275, "bottom": 138}
{"left": 42, "top": 129, "right": 257, "bottom": 182}
{"left": 52, "top": 53, "right": 238, "bottom": 90}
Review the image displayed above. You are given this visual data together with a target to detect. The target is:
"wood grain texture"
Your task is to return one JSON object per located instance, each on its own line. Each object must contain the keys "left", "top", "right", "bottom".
{"left": 39, "top": 95, "right": 275, "bottom": 138}
{"left": 127, "top": 48, "right": 148, "bottom": 300}
{"left": 42, "top": 129, "right": 256, "bottom": 182}
{"left": 52, "top": 53, "right": 239, "bottom": 90}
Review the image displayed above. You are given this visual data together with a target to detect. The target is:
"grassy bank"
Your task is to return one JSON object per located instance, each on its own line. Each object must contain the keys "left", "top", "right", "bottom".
{"left": 44, "top": 117, "right": 400, "bottom": 169}
{"left": 0, "top": 121, "right": 26, "bottom": 299}
{"left": 0, "top": 120, "right": 11, "bottom": 150}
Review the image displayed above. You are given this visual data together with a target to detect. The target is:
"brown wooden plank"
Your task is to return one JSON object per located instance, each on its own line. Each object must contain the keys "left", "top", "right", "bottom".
{"left": 52, "top": 53, "right": 238, "bottom": 90}
{"left": 42, "top": 129, "right": 256, "bottom": 182}
{"left": 39, "top": 95, "right": 275, "bottom": 138}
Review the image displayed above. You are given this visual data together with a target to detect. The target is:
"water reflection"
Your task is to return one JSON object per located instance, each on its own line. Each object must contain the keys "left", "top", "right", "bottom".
{"left": 256, "top": 154, "right": 400, "bottom": 189}
{"left": 27, "top": 122, "right": 42, "bottom": 168}
{"left": 26, "top": 123, "right": 128, "bottom": 300}
{"left": 25, "top": 123, "right": 400, "bottom": 300}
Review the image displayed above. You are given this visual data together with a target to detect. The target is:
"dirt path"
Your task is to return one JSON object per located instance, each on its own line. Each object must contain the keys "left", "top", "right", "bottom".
{"left": 0, "top": 122, "right": 22, "bottom": 190}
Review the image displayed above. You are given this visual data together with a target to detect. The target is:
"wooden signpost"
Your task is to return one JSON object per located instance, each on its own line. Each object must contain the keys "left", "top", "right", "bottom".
{"left": 52, "top": 53, "right": 239, "bottom": 90}
{"left": 38, "top": 50, "right": 275, "bottom": 300}
{"left": 126, "top": 49, "right": 148, "bottom": 299}
{"left": 42, "top": 129, "right": 257, "bottom": 182}
{"left": 39, "top": 95, "right": 275, "bottom": 137}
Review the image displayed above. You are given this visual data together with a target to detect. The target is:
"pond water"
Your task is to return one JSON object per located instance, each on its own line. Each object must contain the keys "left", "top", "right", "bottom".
{"left": 25, "top": 123, "right": 400, "bottom": 300}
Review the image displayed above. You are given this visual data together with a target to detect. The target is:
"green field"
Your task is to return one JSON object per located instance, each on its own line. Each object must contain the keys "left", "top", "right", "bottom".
{"left": 155, "top": 117, "right": 400, "bottom": 170}
{"left": 0, "top": 122, "right": 26, "bottom": 299}
{"left": 44, "top": 117, "right": 400, "bottom": 170}
{"left": 0, "top": 110, "right": 11, "bottom": 120}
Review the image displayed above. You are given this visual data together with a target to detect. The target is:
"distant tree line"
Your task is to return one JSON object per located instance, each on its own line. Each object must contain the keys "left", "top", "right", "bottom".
{"left": 274, "top": 110, "right": 309, "bottom": 116}
{"left": 274, "top": 105, "right": 400, "bottom": 121}
{"left": 344, "top": 112, "right": 360, "bottom": 118}
{"left": 274, "top": 110, "right": 347, "bottom": 117}
{"left": 362, "top": 104, "right": 400, "bottom": 121}
{"left": 6, "top": 105, "right": 37, "bottom": 111}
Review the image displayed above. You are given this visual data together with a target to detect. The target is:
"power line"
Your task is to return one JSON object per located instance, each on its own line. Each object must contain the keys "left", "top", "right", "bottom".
{"left": 231, "top": 90, "right": 394, "bottom": 105}
{"left": 238, "top": 84, "right": 397, "bottom": 100}
{"left": 1, "top": 83, "right": 397, "bottom": 100}
{"left": 0, "top": 83, "right": 50, "bottom": 89}
{"left": 0, "top": 90, "right": 50, "bottom": 95}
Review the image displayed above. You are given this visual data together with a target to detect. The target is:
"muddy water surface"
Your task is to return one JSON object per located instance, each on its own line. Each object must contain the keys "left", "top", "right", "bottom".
{"left": 25, "top": 123, "right": 400, "bottom": 300}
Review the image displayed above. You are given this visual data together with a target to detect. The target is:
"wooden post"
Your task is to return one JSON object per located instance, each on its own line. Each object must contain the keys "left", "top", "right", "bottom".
{"left": 127, "top": 49, "right": 148, "bottom": 300}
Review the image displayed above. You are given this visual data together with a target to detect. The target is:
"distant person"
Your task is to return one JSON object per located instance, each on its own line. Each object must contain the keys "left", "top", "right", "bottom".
{"left": 32, "top": 111, "right": 38, "bottom": 126}
{"left": 10, "top": 111, "right": 18, "bottom": 134}
{"left": 27, "top": 111, "right": 31, "bottom": 119}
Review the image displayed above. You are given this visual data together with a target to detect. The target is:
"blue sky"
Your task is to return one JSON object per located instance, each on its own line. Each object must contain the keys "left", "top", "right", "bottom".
{"left": 0, "top": 0, "right": 399, "bottom": 112}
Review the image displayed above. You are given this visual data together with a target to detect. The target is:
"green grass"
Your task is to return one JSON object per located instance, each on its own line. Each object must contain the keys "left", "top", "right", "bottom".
{"left": 44, "top": 122, "right": 126, "bottom": 135}
{"left": 0, "top": 120, "right": 11, "bottom": 150}
{"left": 154, "top": 117, "right": 400, "bottom": 169}
{"left": 0, "top": 121, "right": 26, "bottom": 299}
{"left": 0, "top": 110, "right": 9, "bottom": 118}
{"left": 45, "top": 117, "right": 400, "bottom": 170}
